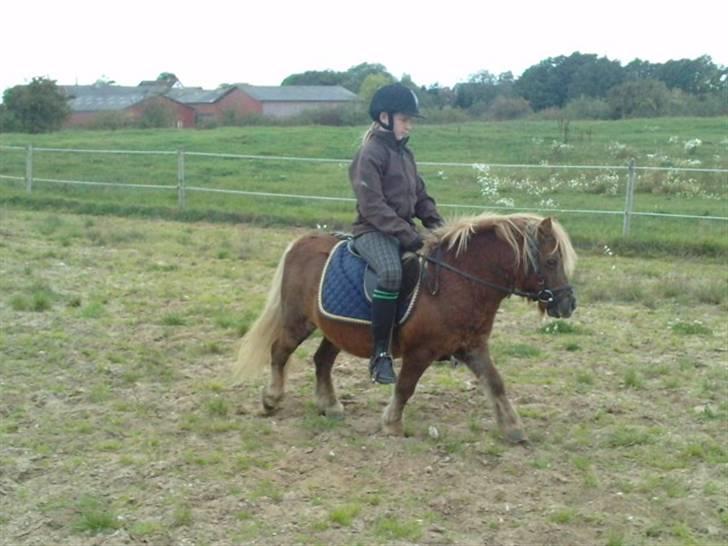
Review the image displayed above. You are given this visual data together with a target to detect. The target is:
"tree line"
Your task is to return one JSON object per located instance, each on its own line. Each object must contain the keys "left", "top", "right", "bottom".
{"left": 285, "top": 54, "right": 726, "bottom": 120}
{"left": 1, "top": 52, "right": 725, "bottom": 133}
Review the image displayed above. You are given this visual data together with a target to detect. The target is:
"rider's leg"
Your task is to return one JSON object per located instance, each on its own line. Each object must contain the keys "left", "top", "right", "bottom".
{"left": 352, "top": 232, "right": 402, "bottom": 384}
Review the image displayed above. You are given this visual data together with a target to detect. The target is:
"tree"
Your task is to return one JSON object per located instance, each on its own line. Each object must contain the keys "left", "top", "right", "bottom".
{"left": 624, "top": 58, "right": 657, "bottom": 81}
{"left": 281, "top": 70, "right": 343, "bottom": 87}
{"left": 607, "top": 79, "right": 670, "bottom": 118}
{"left": 2, "top": 77, "right": 70, "bottom": 133}
{"left": 421, "top": 83, "right": 455, "bottom": 110}
{"left": 282, "top": 63, "right": 394, "bottom": 93}
{"left": 358, "top": 73, "right": 395, "bottom": 107}
{"left": 0, "top": 103, "right": 18, "bottom": 132}
{"left": 156, "top": 72, "right": 179, "bottom": 86}
{"left": 515, "top": 57, "right": 565, "bottom": 110}
{"left": 653, "top": 55, "right": 725, "bottom": 95}
{"left": 341, "top": 63, "right": 393, "bottom": 93}
{"left": 515, "top": 52, "right": 625, "bottom": 110}
{"left": 567, "top": 57, "right": 624, "bottom": 99}
{"left": 453, "top": 70, "right": 498, "bottom": 109}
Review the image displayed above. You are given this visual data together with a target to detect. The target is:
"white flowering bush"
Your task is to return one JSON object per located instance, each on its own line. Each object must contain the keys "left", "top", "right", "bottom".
{"left": 608, "top": 141, "right": 634, "bottom": 159}
{"left": 473, "top": 164, "right": 499, "bottom": 198}
{"left": 637, "top": 170, "right": 718, "bottom": 199}
{"left": 495, "top": 197, "right": 515, "bottom": 208}
{"left": 471, "top": 165, "right": 628, "bottom": 205}
{"left": 684, "top": 138, "right": 702, "bottom": 154}
{"left": 550, "top": 141, "right": 574, "bottom": 155}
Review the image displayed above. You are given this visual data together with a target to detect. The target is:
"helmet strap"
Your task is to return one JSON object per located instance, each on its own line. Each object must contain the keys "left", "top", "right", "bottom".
{"left": 379, "top": 112, "right": 395, "bottom": 131}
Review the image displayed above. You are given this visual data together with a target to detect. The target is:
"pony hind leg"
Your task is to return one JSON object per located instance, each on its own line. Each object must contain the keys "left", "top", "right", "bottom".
{"left": 313, "top": 337, "right": 343, "bottom": 418}
{"left": 262, "top": 322, "right": 315, "bottom": 414}
{"left": 458, "top": 345, "right": 528, "bottom": 445}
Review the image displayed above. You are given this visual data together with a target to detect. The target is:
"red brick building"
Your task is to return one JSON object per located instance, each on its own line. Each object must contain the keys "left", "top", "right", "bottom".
{"left": 62, "top": 78, "right": 358, "bottom": 128}
{"left": 63, "top": 83, "right": 196, "bottom": 128}
{"left": 166, "top": 87, "right": 254, "bottom": 125}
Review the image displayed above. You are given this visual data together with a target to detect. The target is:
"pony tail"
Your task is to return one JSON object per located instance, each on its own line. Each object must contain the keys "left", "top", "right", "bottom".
{"left": 232, "top": 241, "right": 293, "bottom": 382}
{"left": 361, "top": 122, "right": 379, "bottom": 145}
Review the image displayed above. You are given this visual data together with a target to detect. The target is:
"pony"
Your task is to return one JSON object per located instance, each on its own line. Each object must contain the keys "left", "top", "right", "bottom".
{"left": 233, "top": 213, "right": 577, "bottom": 444}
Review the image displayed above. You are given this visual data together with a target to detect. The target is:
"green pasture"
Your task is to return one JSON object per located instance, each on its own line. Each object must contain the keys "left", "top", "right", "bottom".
{"left": 0, "top": 117, "right": 726, "bottom": 254}
{"left": 0, "top": 209, "right": 726, "bottom": 545}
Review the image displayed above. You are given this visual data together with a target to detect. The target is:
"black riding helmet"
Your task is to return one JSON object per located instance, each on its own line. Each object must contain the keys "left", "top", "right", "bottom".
{"left": 369, "top": 83, "right": 422, "bottom": 130}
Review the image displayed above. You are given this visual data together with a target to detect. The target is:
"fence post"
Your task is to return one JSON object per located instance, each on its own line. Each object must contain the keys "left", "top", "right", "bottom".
{"left": 622, "top": 159, "right": 636, "bottom": 237}
{"left": 25, "top": 144, "right": 33, "bottom": 194}
{"left": 177, "top": 148, "right": 186, "bottom": 209}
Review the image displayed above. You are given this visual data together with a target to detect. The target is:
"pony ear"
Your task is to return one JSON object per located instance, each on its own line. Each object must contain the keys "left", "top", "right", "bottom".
{"left": 538, "top": 217, "right": 554, "bottom": 237}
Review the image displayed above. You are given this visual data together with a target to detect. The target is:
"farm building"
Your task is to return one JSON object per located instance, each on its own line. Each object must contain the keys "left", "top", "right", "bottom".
{"left": 166, "top": 87, "right": 254, "bottom": 126}
{"left": 63, "top": 82, "right": 196, "bottom": 128}
{"left": 61, "top": 79, "right": 359, "bottom": 128}
{"left": 236, "top": 85, "right": 358, "bottom": 118}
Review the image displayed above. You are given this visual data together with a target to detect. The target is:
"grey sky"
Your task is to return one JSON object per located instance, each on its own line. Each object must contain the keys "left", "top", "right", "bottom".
{"left": 2, "top": 0, "right": 725, "bottom": 93}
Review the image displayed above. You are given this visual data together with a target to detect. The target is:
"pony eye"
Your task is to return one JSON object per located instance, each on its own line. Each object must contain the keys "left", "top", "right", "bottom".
{"left": 546, "top": 257, "right": 559, "bottom": 268}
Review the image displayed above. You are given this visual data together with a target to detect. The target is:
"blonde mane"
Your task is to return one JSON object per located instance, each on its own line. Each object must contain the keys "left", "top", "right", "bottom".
{"left": 431, "top": 213, "right": 577, "bottom": 276}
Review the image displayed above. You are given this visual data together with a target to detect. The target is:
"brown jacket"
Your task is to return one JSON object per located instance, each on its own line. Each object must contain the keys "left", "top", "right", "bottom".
{"left": 349, "top": 130, "right": 443, "bottom": 247}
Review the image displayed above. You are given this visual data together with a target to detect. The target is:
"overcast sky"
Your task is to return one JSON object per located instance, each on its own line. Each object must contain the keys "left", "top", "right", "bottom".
{"left": 2, "top": 0, "right": 725, "bottom": 94}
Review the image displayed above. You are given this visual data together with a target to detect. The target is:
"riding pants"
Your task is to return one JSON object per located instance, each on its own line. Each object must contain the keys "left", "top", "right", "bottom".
{"left": 352, "top": 231, "right": 402, "bottom": 292}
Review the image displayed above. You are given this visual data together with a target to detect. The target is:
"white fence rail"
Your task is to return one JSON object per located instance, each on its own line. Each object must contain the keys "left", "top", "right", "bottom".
{"left": 1, "top": 144, "right": 726, "bottom": 236}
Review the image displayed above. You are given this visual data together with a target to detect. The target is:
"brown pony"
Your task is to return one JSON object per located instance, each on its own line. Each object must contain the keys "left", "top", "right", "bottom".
{"left": 234, "top": 213, "right": 577, "bottom": 443}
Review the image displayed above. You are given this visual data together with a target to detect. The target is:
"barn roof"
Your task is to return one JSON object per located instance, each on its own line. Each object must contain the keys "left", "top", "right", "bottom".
{"left": 238, "top": 85, "right": 357, "bottom": 102}
{"left": 62, "top": 82, "right": 359, "bottom": 113}
{"left": 166, "top": 87, "right": 234, "bottom": 104}
{"left": 63, "top": 85, "right": 153, "bottom": 112}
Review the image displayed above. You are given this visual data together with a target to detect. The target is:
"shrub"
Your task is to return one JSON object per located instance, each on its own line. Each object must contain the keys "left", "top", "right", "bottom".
{"left": 138, "top": 100, "right": 176, "bottom": 128}
{"left": 529, "top": 107, "right": 564, "bottom": 121}
{"left": 607, "top": 79, "right": 671, "bottom": 118}
{"left": 292, "top": 105, "right": 366, "bottom": 126}
{"left": 487, "top": 96, "right": 532, "bottom": 121}
{"left": 563, "top": 96, "right": 613, "bottom": 119}
{"left": 420, "top": 106, "right": 470, "bottom": 124}
{"left": 91, "top": 111, "right": 132, "bottom": 130}
{"left": 2, "top": 77, "right": 70, "bottom": 133}
{"left": 0, "top": 105, "right": 19, "bottom": 132}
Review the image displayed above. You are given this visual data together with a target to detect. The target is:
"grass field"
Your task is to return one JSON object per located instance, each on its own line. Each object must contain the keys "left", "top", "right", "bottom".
{"left": 0, "top": 117, "right": 726, "bottom": 255}
{"left": 1, "top": 208, "right": 726, "bottom": 545}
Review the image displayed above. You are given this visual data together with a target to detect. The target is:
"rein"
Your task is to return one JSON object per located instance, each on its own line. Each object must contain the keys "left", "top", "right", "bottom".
{"left": 419, "top": 247, "right": 571, "bottom": 305}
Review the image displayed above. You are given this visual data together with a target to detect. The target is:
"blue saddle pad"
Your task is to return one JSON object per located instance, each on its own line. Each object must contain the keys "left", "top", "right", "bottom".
{"left": 318, "top": 240, "right": 419, "bottom": 325}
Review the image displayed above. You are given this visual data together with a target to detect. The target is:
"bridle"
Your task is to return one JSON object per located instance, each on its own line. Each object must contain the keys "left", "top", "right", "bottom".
{"left": 418, "top": 238, "right": 573, "bottom": 306}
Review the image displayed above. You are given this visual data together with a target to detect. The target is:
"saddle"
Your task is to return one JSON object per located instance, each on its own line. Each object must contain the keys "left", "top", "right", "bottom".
{"left": 318, "top": 239, "right": 422, "bottom": 325}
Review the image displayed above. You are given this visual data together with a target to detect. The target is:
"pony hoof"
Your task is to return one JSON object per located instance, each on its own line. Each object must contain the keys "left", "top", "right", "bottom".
{"left": 261, "top": 391, "right": 283, "bottom": 415}
{"left": 382, "top": 421, "right": 404, "bottom": 436}
{"left": 319, "top": 402, "right": 345, "bottom": 419}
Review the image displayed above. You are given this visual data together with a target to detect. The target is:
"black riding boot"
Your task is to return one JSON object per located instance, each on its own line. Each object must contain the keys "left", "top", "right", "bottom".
{"left": 369, "top": 292, "right": 398, "bottom": 384}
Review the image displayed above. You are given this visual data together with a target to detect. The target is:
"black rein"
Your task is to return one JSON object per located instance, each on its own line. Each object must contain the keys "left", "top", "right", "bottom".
{"left": 419, "top": 252, "right": 571, "bottom": 305}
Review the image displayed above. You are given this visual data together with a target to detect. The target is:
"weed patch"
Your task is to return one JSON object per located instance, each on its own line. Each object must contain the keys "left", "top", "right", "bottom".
{"left": 72, "top": 496, "right": 119, "bottom": 535}
{"left": 670, "top": 320, "right": 713, "bottom": 335}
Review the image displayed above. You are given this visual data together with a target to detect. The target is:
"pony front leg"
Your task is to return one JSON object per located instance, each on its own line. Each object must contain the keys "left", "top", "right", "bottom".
{"left": 382, "top": 355, "right": 430, "bottom": 436}
{"left": 458, "top": 345, "right": 528, "bottom": 444}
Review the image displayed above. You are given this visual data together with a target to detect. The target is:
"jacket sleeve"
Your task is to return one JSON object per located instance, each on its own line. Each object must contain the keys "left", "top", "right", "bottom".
{"left": 414, "top": 174, "right": 444, "bottom": 229}
{"left": 350, "top": 150, "right": 421, "bottom": 247}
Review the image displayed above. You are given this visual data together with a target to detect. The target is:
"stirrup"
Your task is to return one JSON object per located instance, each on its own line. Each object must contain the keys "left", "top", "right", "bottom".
{"left": 369, "top": 352, "right": 396, "bottom": 385}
